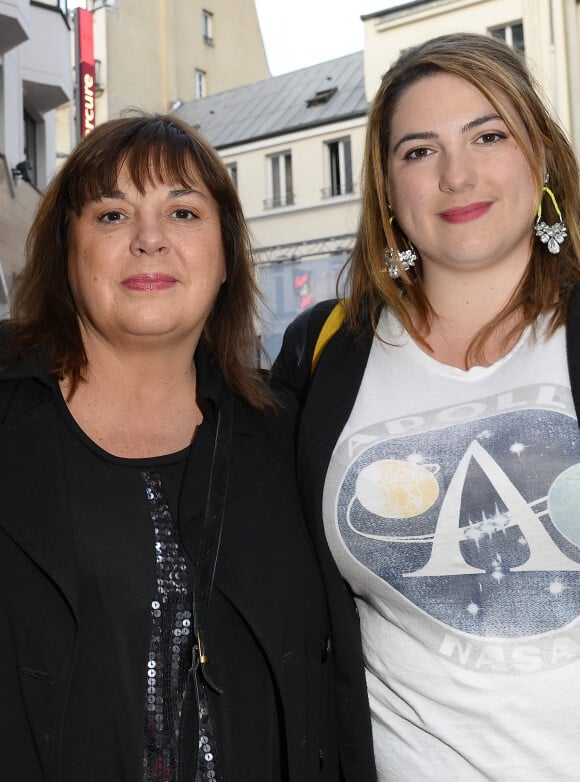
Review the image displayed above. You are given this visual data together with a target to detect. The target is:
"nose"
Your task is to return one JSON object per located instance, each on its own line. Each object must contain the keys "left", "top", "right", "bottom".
{"left": 438, "top": 150, "right": 476, "bottom": 194}
{"left": 129, "top": 214, "right": 170, "bottom": 256}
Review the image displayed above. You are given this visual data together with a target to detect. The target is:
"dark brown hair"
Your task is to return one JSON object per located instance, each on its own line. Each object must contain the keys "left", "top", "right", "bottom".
{"left": 10, "top": 114, "right": 272, "bottom": 409}
{"left": 345, "top": 33, "right": 580, "bottom": 362}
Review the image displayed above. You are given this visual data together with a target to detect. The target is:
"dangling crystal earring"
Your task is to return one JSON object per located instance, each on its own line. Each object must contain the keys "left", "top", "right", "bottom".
{"left": 384, "top": 211, "right": 418, "bottom": 278}
{"left": 384, "top": 246, "right": 417, "bottom": 279}
{"left": 535, "top": 175, "right": 567, "bottom": 254}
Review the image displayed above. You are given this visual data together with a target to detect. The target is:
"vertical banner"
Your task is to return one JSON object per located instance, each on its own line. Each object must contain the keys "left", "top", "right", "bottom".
{"left": 76, "top": 8, "right": 96, "bottom": 138}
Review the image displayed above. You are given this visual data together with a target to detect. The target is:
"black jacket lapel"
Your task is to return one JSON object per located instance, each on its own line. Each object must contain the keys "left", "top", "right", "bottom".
{"left": 0, "top": 392, "right": 79, "bottom": 621}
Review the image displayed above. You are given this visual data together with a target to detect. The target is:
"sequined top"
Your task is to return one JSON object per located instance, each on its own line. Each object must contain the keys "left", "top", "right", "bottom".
{"left": 142, "top": 470, "right": 219, "bottom": 782}
{"left": 54, "top": 396, "right": 220, "bottom": 781}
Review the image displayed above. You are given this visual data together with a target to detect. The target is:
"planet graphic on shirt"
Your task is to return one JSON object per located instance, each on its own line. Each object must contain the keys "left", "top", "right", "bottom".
{"left": 333, "top": 404, "right": 580, "bottom": 647}
{"left": 547, "top": 462, "right": 580, "bottom": 548}
{"left": 355, "top": 459, "right": 440, "bottom": 518}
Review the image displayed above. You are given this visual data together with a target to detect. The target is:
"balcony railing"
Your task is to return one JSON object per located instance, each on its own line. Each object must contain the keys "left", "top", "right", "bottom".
{"left": 263, "top": 194, "right": 295, "bottom": 209}
{"left": 321, "top": 182, "right": 354, "bottom": 199}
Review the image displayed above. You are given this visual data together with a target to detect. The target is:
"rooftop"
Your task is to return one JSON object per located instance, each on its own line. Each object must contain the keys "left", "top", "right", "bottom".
{"left": 361, "top": 0, "right": 430, "bottom": 20}
{"left": 174, "top": 51, "right": 368, "bottom": 150}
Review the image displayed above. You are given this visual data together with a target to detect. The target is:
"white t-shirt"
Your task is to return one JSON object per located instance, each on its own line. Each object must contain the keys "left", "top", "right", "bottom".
{"left": 323, "top": 309, "right": 580, "bottom": 781}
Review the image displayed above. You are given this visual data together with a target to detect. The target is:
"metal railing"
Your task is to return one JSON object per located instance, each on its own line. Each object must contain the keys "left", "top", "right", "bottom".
{"left": 321, "top": 183, "right": 354, "bottom": 199}
{"left": 263, "top": 193, "right": 295, "bottom": 209}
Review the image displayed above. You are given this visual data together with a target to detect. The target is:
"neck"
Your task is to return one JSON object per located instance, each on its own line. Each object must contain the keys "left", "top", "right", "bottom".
{"left": 60, "top": 336, "right": 203, "bottom": 458}
{"left": 424, "top": 262, "right": 523, "bottom": 323}
{"left": 419, "top": 265, "right": 526, "bottom": 369}
{"left": 78, "top": 327, "right": 202, "bottom": 392}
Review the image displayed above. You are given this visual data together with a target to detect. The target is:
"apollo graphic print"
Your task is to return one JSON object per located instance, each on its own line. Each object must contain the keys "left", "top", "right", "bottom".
{"left": 332, "top": 385, "right": 580, "bottom": 673}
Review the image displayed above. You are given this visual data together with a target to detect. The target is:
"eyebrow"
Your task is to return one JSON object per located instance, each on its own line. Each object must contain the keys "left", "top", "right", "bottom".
{"left": 392, "top": 113, "right": 504, "bottom": 153}
{"left": 99, "top": 190, "right": 126, "bottom": 199}
{"left": 97, "top": 187, "right": 209, "bottom": 200}
{"left": 168, "top": 188, "right": 209, "bottom": 200}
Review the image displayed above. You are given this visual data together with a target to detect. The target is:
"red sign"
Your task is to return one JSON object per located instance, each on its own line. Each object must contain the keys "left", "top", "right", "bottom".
{"left": 76, "top": 8, "right": 96, "bottom": 138}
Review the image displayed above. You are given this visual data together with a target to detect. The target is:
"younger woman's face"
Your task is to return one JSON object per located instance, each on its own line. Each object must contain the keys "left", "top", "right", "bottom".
{"left": 387, "top": 72, "right": 538, "bottom": 283}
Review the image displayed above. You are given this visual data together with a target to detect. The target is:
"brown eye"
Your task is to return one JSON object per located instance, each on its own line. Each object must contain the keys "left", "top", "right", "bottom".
{"left": 476, "top": 132, "right": 506, "bottom": 145}
{"left": 405, "top": 147, "right": 432, "bottom": 161}
{"left": 172, "top": 208, "right": 196, "bottom": 220}
{"left": 99, "top": 211, "right": 124, "bottom": 223}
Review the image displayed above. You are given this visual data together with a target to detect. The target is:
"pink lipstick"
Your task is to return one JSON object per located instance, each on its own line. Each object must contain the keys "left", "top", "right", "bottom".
{"left": 439, "top": 202, "right": 492, "bottom": 224}
{"left": 121, "top": 273, "right": 176, "bottom": 291}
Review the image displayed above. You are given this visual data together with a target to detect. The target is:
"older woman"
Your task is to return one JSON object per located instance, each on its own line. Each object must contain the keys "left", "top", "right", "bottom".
{"left": 275, "top": 33, "right": 580, "bottom": 781}
{"left": 0, "top": 115, "right": 354, "bottom": 781}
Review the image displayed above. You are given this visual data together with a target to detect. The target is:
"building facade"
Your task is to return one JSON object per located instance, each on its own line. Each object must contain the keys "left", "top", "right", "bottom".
{"left": 176, "top": 0, "right": 580, "bottom": 359}
{"left": 81, "top": 0, "right": 269, "bottom": 128}
{"left": 0, "top": 0, "right": 72, "bottom": 310}
{"left": 362, "top": 0, "right": 580, "bottom": 150}
{"left": 0, "top": 0, "right": 268, "bottom": 314}
{"left": 175, "top": 52, "right": 368, "bottom": 359}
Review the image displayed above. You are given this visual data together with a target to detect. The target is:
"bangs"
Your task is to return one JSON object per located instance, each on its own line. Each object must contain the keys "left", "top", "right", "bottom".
{"left": 64, "top": 117, "right": 212, "bottom": 212}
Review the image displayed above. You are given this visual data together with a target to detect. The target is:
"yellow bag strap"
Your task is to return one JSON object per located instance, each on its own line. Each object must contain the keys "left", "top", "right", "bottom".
{"left": 311, "top": 300, "right": 347, "bottom": 374}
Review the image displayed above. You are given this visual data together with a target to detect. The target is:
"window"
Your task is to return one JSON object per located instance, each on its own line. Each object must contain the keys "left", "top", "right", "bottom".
{"left": 323, "top": 137, "right": 353, "bottom": 198}
{"left": 226, "top": 162, "right": 238, "bottom": 190}
{"left": 33, "top": 0, "right": 67, "bottom": 14}
{"left": 306, "top": 87, "right": 337, "bottom": 108}
{"left": 23, "top": 110, "right": 38, "bottom": 188}
{"left": 265, "top": 152, "right": 293, "bottom": 209}
{"left": 195, "top": 69, "right": 206, "bottom": 99}
{"left": 202, "top": 10, "right": 213, "bottom": 45}
{"left": 490, "top": 22, "right": 524, "bottom": 53}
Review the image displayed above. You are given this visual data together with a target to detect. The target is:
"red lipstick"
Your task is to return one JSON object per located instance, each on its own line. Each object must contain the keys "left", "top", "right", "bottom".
{"left": 121, "top": 273, "right": 176, "bottom": 291}
{"left": 439, "top": 202, "right": 492, "bottom": 224}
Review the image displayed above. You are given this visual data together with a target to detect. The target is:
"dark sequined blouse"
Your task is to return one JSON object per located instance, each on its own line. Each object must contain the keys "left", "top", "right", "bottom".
{"left": 55, "top": 394, "right": 219, "bottom": 781}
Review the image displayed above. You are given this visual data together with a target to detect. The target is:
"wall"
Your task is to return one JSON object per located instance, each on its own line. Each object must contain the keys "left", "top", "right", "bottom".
{"left": 0, "top": 1, "right": 72, "bottom": 297}
{"left": 0, "top": 156, "right": 38, "bottom": 291}
{"left": 363, "top": 0, "right": 579, "bottom": 149}
{"left": 91, "top": 0, "right": 269, "bottom": 122}
{"left": 220, "top": 117, "right": 367, "bottom": 248}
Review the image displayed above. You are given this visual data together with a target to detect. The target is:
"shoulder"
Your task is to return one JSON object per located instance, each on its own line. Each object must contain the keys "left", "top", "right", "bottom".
{"left": 281, "top": 299, "right": 340, "bottom": 361}
{"left": 271, "top": 299, "right": 341, "bottom": 397}
{"left": 0, "top": 331, "right": 53, "bottom": 422}
{"left": 231, "top": 383, "right": 298, "bottom": 467}
{"left": 0, "top": 320, "right": 14, "bottom": 365}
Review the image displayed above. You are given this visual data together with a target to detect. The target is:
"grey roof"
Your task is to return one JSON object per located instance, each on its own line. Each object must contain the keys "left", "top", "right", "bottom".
{"left": 361, "top": 1, "right": 427, "bottom": 20}
{"left": 174, "top": 51, "right": 368, "bottom": 150}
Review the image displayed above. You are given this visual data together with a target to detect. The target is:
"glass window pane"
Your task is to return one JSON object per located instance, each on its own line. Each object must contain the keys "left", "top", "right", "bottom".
{"left": 512, "top": 23, "right": 525, "bottom": 52}
{"left": 284, "top": 154, "right": 293, "bottom": 202}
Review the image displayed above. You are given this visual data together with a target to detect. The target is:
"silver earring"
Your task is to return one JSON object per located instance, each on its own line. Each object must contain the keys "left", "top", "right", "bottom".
{"left": 384, "top": 246, "right": 417, "bottom": 279}
{"left": 385, "top": 210, "right": 418, "bottom": 278}
{"left": 535, "top": 176, "right": 567, "bottom": 254}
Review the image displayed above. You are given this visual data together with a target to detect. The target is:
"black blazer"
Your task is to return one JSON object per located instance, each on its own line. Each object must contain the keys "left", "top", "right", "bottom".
{"left": 273, "top": 284, "right": 580, "bottom": 782}
{"left": 0, "top": 346, "right": 341, "bottom": 781}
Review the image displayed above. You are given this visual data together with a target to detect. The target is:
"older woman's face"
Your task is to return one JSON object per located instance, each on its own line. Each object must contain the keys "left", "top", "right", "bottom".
{"left": 387, "top": 73, "right": 538, "bottom": 282}
{"left": 67, "top": 161, "right": 226, "bottom": 353}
